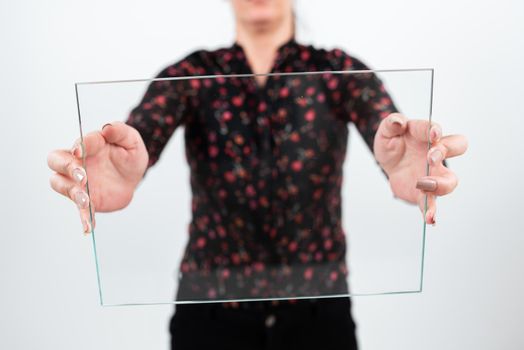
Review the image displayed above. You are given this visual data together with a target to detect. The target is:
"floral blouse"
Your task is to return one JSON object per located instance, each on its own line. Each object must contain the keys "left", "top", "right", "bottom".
{"left": 126, "top": 39, "right": 397, "bottom": 301}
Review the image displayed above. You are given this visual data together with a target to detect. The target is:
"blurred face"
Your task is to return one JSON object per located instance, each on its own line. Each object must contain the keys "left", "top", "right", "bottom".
{"left": 231, "top": 0, "right": 293, "bottom": 28}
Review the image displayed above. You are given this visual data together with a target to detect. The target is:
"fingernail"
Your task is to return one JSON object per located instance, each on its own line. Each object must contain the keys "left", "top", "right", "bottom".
{"left": 72, "top": 167, "right": 86, "bottom": 183}
{"left": 389, "top": 115, "right": 404, "bottom": 126}
{"left": 71, "top": 142, "right": 83, "bottom": 158}
{"left": 102, "top": 123, "right": 112, "bottom": 130}
{"left": 416, "top": 178, "right": 438, "bottom": 192}
{"left": 426, "top": 211, "right": 436, "bottom": 226}
{"left": 430, "top": 127, "right": 441, "bottom": 141}
{"left": 71, "top": 143, "right": 79, "bottom": 157}
{"left": 429, "top": 149, "right": 443, "bottom": 165}
{"left": 74, "top": 191, "right": 90, "bottom": 209}
{"left": 83, "top": 218, "right": 92, "bottom": 235}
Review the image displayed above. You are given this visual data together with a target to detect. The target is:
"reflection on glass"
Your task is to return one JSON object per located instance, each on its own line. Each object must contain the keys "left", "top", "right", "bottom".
{"left": 75, "top": 69, "right": 433, "bottom": 306}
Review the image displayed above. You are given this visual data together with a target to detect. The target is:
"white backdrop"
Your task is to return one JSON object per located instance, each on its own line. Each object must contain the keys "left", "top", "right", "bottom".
{"left": 1, "top": 0, "right": 523, "bottom": 349}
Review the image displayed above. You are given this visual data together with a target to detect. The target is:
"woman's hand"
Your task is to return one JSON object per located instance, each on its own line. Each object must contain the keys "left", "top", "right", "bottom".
{"left": 47, "top": 122, "right": 149, "bottom": 234}
{"left": 373, "top": 113, "right": 468, "bottom": 225}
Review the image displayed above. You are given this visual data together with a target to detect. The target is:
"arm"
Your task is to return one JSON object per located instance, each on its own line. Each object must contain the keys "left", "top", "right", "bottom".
{"left": 338, "top": 53, "right": 467, "bottom": 224}
{"left": 338, "top": 55, "right": 399, "bottom": 178}
{"left": 46, "top": 57, "right": 196, "bottom": 234}
{"left": 125, "top": 58, "right": 196, "bottom": 174}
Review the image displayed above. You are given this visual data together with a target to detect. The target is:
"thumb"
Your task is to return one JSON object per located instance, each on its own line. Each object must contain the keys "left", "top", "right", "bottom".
{"left": 101, "top": 121, "right": 141, "bottom": 150}
{"left": 377, "top": 113, "right": 408, "bottom": 139}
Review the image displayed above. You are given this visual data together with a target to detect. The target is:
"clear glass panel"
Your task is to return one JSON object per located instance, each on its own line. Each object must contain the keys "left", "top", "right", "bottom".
{"left": 75, "top": 69, "right": 433, "bottom": 306}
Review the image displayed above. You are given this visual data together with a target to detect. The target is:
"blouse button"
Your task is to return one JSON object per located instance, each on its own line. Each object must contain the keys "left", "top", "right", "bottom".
{"left": 265, "top": 314, "right": 276, "bottom": 328}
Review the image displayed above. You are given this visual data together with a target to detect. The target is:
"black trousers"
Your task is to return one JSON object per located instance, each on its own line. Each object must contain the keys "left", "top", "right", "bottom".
{"left": 170, "top": 297, "right": 358, "bottom": 350}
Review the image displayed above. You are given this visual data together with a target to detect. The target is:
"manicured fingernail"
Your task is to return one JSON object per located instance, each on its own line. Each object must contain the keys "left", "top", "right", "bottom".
{"left": 416, "top": 178, "right": 438, "bottom": 192}
{"left": 74, "top": 191, "right": 90, "bottom": 209}
{"left": 83, "top": 218, "right": 92, "bottom": 235}
{"left": 425, "top": 211, "right": 436, "bottom": 226}
{"left": 71, "top": 142, "right": 83, "bottom": 158}
{"left": 429, "top": 149, "right": 443, "bottom": 165}
{"left": 102, "top": 123, "right": 112, "bottom": 130}
{"left": 430, "top": 127, "right": 441, "bottom": 141}
{"left": 389, "top": 115, "right": 404, "bottom": 126}
{"left": 71, "top": 143, "right": 79, "bottom": 157}
{"left": 72, "top": 167, "right": 86, "bottom": 183}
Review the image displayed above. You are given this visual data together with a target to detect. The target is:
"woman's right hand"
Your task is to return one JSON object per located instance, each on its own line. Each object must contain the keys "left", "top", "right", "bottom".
{"left": 47, "top": 122, "right": 149, "bottom": 234}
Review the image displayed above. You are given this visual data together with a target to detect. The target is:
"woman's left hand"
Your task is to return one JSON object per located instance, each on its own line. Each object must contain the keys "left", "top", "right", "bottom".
{"left": 373, "top": 113, "right": 468, "bottom": 225}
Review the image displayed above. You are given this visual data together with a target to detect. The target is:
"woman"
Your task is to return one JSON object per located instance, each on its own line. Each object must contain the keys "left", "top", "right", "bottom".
{"left": 47, "top": 1, "right": 468, "bottom": 349}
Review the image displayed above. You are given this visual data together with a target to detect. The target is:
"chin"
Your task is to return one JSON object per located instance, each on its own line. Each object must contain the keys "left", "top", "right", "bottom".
{"left": 234, "top": 0, "right": 287, "bottom": 26}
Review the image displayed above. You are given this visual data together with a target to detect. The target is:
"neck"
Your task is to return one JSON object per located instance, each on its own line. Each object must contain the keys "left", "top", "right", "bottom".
{"left": 235, "top": 14, "right": 294, "bottom": 83}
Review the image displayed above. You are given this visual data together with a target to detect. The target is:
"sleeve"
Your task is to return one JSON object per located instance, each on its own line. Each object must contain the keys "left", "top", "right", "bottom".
{"left": 340, "top": 54, "right": 399, "bottom": 154}
{"left": 125, "top": 57, "right": 195, "bottom": 171}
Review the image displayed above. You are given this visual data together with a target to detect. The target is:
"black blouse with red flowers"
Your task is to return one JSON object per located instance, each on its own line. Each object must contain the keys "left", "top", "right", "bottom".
{"left": 126, "top": 39, "right": 398, "bottom": 301}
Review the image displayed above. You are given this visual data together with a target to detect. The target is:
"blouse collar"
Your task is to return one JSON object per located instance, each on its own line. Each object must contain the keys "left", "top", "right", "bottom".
{"left": 232, "top": 37, "right": 297, "bottom": 52}
{"left": 231, "top": 37, "right": 299, "bottom": 74}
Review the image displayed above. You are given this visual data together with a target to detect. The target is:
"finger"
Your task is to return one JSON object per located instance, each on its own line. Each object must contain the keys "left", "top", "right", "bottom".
{"left": 49, "top": 172, "right": 90, "bottom": 208}
{"left": 427, "top": 135, "right": 468, "bottom": 165}
{"left": 406, "top": 119, "right": 442, "bottom": 143}
{"left": 49, "top": 172, "right": 95, "bottom": 234}
{"left": 47, "top": 150, "right": 87, "bottom": 184}
{"left": 80, "top": 201, "right": 96, "bottom": 235}
{"left": 418, "top": 193, "right": 436, "bottom": 225}
{"left": 378, "top": 113, "right": 408, "bottom": 138}
{"left": 101, "top": 121, "right": 141, "bottom": 150}
{"left": 416, "top": 172, "right": 459, "bottom": 197}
